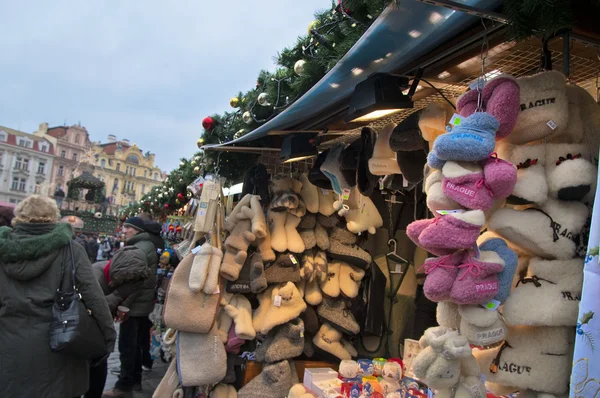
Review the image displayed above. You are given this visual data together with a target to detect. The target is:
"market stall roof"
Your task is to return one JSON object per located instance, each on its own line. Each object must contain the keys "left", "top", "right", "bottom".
{"left": 203, "top": 0, "right": 503, "bottom": 151}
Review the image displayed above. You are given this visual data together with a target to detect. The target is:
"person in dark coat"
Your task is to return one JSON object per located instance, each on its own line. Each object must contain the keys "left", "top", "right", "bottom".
{"left": 87, "top": 234, "right": 100, "bottom": 263}
{"left": 0, "top": 205, "right": 14, "bottom": 227}
{"left": 103, "top": 217, "right": 158, "bottom": 398}
{"left": 0, "top": 195, "right": 116, "bottom": 398}
{"left": 86, "top": 246, "right": 150, "bottom": 398}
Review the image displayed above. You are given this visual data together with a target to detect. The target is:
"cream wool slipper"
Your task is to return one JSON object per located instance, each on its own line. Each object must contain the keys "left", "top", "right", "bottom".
{"left": 203, "top": 246, "right": 223, "bottom": 295}
{"left": 189, "top": 242, "right": 214, "bottom": 292}
{"left": 224, "top": 294, "right": 256, "bottom": 340}
{"left": 425, "top": 170, "right": 463, "bottom": 214}
{"left": 260, "top": 282, "right": 307, "bottom": 335}
{"left": 458, "top": 305, "right": 506, "bottom": 348}
{"left": 299, "top": 173, "right": 319, "bottom": 214}
{"left": 301, "top": 252, "right": 314, "bottom": 281}
{"left": 545, "top": 143, "right": 596, "bottom": 201}
{"left": 489, "top": 198, "right": 589, "bottom": 260}
{"left": 503, "top": 257, "right": 583, "bottom": 327}
{"left": 313, "top": 322, "right": 352, "bottom": 360}
{"left": 339, "top": 262, "right": 365, "bottom": 298}
{"left": 314, "top": 250, "right": 328, "bottom": 283}
{"left": 319, "top": 260, "right": 341, "bottom": 298}
{"left": 268, "top": 209, "right": 288, "bottom": 253}
{"left": 341, "top": 338, "right": 357, "bottom": 358}
{"left": 497, "top": 142, "right": 548, "bottom": 205}
{"left": 475, "top": 326, "right": 572, "bottom": 395}
{"left": 224, "top": 218, "right": 256, "bottom": 252}
{"left": 285, "top": 213, "right": 306, "bottom": 254}
{"left": 295, "top": 279, "right": 306, "bottom": 298}
{"left": 318, "top": 188, "right": 336, "bottom": 216}
{"left": 305, "top": 277, "right": 323, "bottom": 306}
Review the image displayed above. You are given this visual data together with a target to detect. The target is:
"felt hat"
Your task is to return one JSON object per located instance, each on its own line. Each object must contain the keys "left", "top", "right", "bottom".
{"left": 177, "top": 327, "right": 227, "bottom": 387}
{"left": 255, "top": 318, "right": 305, "bottom": 363}
{"left": 308, "top": 149, "right": 333, "bottom": 190}
{"left": 474, "top": 326, "right": 573, "bottom": 395}
{"left": 357, "top": 127, "right": 379, "bottom": 196}
{"left": 390, "top": 111, "right": 428, "bottom": 184}
{"left": 317, "top": 297, "right": 360, "bottom": 335}
{"left": 340, "top": 138, "right": 361, "bottom": 189}
{"left": 507, "top": 70, "right": 568, "bottom": 145}
{"left": 489, "top": 199, "right": 589, "bottom": 260}
{"left": 260, "top": 282, "right": 307, "bottom": 335}
{"left": 226, "top": 252, "right": 253, "bottom": 294}
{"left": 368, "top": 123, "right": 402, "bottom": 176}
{"left": 503, "top": 257, "right": 583, "bottom": 327}
{"left": 238, "top": 361, "right": 294, "bottom": 398}
{"left": 265, "top": 253, "right": 302, "bottom": 284}
{"left": 123, "top": 216, "right": 145, "bottom": 232}
{"left": 321, "top": 143, "right": 354, "bottom": 195}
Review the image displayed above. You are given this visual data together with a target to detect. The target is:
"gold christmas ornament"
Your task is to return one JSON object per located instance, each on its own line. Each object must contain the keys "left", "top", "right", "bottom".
{"left": 194, "top": 166, "right": 200, "bottom": 175}
{"left": 242, "top": 111, "right": 253, "bottom": 124}
{"left": 197, "top": 138, "right": 204, "bottom": 149}
{"left": 230, "top": 97, "right": 240, "bottom": 108}
{"left": 176, "top": 199, "right": 181, "bottom": 205}
{"left": 308, "top": 20, "right": 318, "bottom": 33}
{"left": 294, "top": 59, "right": 307, "bottom": 75}
{"left": 234, "top": 129, "right": 245, "bottom": 139}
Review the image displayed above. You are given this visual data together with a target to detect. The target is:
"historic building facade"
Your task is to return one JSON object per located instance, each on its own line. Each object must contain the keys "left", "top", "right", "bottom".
{"left": 0, "top": 125, "right": 56, "bottom": 205}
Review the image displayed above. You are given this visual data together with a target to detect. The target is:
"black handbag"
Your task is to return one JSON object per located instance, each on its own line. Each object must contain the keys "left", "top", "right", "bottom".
{"left": 49, "top": 241, "right": 107, "bottom": 360}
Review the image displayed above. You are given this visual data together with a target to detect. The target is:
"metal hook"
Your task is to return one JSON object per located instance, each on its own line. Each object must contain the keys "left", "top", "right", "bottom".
{"left": 388, "top": 239, "right": 397, "bottom": 253}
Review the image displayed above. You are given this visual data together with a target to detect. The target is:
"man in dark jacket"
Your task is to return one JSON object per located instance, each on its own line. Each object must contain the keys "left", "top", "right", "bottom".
{"left": 87, "top": 246, "right": 149, "bottom": 398}
{"left": 103, "top": 217, "right": 158, "bottom": 398}
{"left": 87, "top": 235, "right": 100, "bottom": 263}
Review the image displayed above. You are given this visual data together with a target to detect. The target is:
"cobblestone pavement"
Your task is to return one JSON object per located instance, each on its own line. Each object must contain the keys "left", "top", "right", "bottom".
{"left": 105, "top": 324, "right": 168, "bottom": 397}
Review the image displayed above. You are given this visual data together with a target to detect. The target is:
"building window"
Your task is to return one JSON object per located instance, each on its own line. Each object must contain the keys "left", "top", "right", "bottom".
{"left": 125, "top": 166, "right": 130, "bottom": 175}
{"left": 58, "top": 165, "right": 64, "bottom": 176}
{"left": 75, "top": 134, "right": 80, "bottom": 144}
{"left": 144, "top": 170, "right": 147, "bottom": 177}
{"left": 0, "top": 133, "right": 6, "bottom": 142}
{"left": 14, "top": 157, "right": 22, "bottom": 170}
{"left": 18, "top": 138, "right": 31, "bottom": 148}
{"left": 23, "top": 159, "right": 29, "bottom": 171}
{"left": 61, "top": 150, "right": 66, "bottom": 158}
{"left": 113, "top": 179, "right": 119, "bottom": 192}
{"left": 37, "top": 162, "right": 45, "bottom": 174}
{"left": 72, "top": 153, "right": 78, "bottom": 161}
{"left": 40, "top": 143, "right": 48, "bottom": 152}
{"left": 11, "top": 177, "right": 26, "bottom": 192}
{"left": 132, "top": 168, "right": 136, "bottom": 177}
{"left": 9, "top": 198, "right": 19, "bottom": 204}
{"left": 154, "top": 173, "right": 158, "bottom": 180}
{"left": 142, "top": 184, "right": 146, "bottom": 194}
{"left": 116, "top": 163, "right": 121, "bottom": 172}
{"left": 100, "top": 159, "right": 106, "bottom": 168}
{"left": 126, "top": 155, "right": 139, "bottom": 164}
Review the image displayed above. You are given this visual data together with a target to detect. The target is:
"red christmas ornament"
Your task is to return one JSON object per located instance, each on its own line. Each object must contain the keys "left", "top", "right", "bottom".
{"left": 177, "top": 193, "right": 185, "bottom": 201}
{"left": 164, "top": 203, "right": 170, "bottom": 209}
{"left": 337, "top": 0, "right": 351, "bottom": 14}
{"left": 202, "top": 116, "right": 215, "bottom": 131}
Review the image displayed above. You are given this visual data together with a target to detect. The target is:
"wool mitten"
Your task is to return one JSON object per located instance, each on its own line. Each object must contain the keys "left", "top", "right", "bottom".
{"left": 217, "top": 298, "right": 235, "bottom": 343}
{"left": 268, "top": 209, "right": 288, "bottom": 253}
{"left": 189, "top": 242, "right": 213, "bottom": 292}
{"left": 255, "top": 234, "right": 276, "bottom": 262}
{"left": 285, "top": 213, "right": 306, "bottom": 254}
{"left": 224, "top": 219, "right": 255, "bottom": 252}
{"left": 224, "top": 294, "right": 256, "bottom": 340}
{"left": 238, "top": 195, "right": 268, "bottom": 239}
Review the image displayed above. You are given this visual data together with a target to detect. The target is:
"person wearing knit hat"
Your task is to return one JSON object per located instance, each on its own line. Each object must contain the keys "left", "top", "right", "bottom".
{"left": 260, "top": 282, "right": 307, "bottom": 335}
{"left": 368, "top": 123, "right": 402, "bottom": 176}
{"left": 177, "top": 326, "right": 227, "bottom": 387}
{"left": 238, "top": 360, "right": 294, "bottom": 398}
{"left": 123, "top": 216, "right": 145, "bottom": 232}
{"left": 318, "top": 297, "right": 360, "bottom": 335}
{"left": 265, "top": 253, "right": 302, "bottom": 284}
{"left": 254, "top": 318, "right": 305, "bottom": 363}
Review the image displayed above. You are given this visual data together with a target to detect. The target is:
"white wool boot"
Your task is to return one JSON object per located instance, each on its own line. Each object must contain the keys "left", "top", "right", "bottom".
{"left": 497, "top": 142, "right": 548, "bottom": 205}
{"left": 299, "top": 173, "right": 319, "bottom": 214}
{"left": 285, "top": 213, "right": 306, "bottom": 254}
{"left": 339, "top": 262, "right": 365, "bottom": 298}
{"left": 268, "top": 209, "right": 288, "bottom": 253}
{"left": 319, "top": 260, "right": 341, "bottom": 298}
{"left": 503, "top": 257, "right": 583, "bottom": 327}
{"left": 313, "top": 322, "right": 352, "bottom": 360}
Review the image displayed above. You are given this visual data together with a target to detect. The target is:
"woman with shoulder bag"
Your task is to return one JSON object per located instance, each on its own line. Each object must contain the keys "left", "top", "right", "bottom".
{"left": 0, "top": 195, "right": 116, "bottom": 398}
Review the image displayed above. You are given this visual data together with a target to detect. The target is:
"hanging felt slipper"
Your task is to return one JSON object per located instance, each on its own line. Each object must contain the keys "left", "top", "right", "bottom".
{"left": 317, "top": 297, "right": 360, "bottom": 335}
{"left": 313, "top": 322, "right": 353, "bottom": 361}
{"left": 441, "top": 161, "right": 494, "bottom": 210}
{"left": 450, "top": 251, "right": 504, "bottom": 305}
{"left": 479, "top": 238, "right": 518, "bottom": 303}
{"left": 420, "top": 251, "right": 466, "bottom": 302}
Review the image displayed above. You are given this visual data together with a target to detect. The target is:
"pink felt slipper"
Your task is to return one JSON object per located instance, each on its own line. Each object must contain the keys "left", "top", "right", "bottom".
{"left": 481, "top": 154, "right": 517, "bottom": 199}
{"left": 450, "top": 251, "right": 504, "bottom": 305}
{"left": 441, "top": 162, "right": 494, "bottom": 210}
{"left": 407, "top": 218, "right": 455, "bottom": 256}
{"left": 418, "top": 210, "right": 486, "bottom": 252}
{"left": 419, "top": 251, "right": 466, "bottom": 302}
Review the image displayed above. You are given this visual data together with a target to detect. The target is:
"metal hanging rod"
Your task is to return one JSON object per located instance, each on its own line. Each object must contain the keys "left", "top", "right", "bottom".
{"left": 415, "top": 0, "right": 509, "bottom": 24}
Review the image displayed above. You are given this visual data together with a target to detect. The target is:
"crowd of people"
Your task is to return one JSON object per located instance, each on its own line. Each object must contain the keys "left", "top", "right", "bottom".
{"left": 0, "top": 195, "right": 164, "bottom": 398}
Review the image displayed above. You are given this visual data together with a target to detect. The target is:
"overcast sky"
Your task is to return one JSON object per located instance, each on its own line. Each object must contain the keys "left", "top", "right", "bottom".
{"left": 0, "top": 0, "right": 327, "bottom": 171}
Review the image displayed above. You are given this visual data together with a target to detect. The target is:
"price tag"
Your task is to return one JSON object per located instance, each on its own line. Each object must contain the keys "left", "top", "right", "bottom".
{"left": 191, "top": 245, "right": 203, "bottom": 255}
{"left": 450, "top": 113, "right": 464, "bottom": 126}
{"left": 341, "top": 188, "right": 351, "bottom": 201}
{"left": 300, "top": 326, "right": 305, "bottom": 338}
{"left": 289, "top": 254, "right": 298, "bottom": 265}
{"left": 273, "top": 295, "right": 282, "bottom": 307}
{"left": 379, "top": 178, "right": 384, "bottom": 190}
{"left": 481, "top": 299, "right": 501, "bottom": 311}
{"left": 321, "top": 189, "right": 329, "bottom": 196}
{"left": 547, "top": 120, "right": 557, "bottom": 130}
